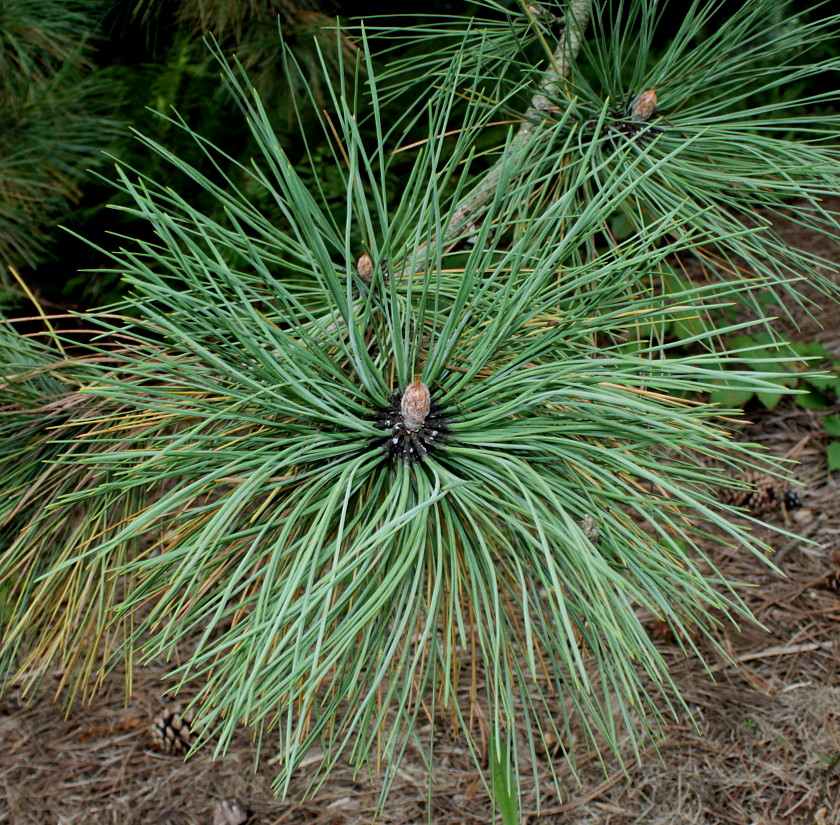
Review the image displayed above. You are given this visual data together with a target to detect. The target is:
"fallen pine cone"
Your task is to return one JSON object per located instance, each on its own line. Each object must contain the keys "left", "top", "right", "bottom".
{"left": 716, "top": 470, "right": 801, "bottom": 516}
{"left": 150, "top": 704, "right": 195, "bottom": 755}
{"left": 824, "top": 549, "right": 840, "bottom": 592}
{"left": 647, "top": 618, "right": 676, "bottom": 643}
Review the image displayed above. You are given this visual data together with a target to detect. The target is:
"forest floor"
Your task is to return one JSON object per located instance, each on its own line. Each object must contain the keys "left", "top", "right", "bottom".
{"left": 2, "top": 206, "right": 840, "bottom": 825}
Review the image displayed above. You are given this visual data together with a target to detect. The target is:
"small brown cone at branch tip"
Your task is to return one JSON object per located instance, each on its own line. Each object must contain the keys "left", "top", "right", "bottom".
{"left": 357, "top": 253, "right": 374, "bottom": 283}
{"left": 631, "top": 89, "right": 657, "bottom": 121}
{"left": 401, "top": 379, "right": 431, "bottom": 432}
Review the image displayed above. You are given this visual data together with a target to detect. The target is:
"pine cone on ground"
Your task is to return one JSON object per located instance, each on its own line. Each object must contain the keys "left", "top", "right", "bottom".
{"left": 716, "top": 470, "right": 801, "bottom": 515}
{"left": 824, "top": 549, "right": 840, "bottom": 592}
{"left": 150, "top": 704, "right": 195, "bottom": 755}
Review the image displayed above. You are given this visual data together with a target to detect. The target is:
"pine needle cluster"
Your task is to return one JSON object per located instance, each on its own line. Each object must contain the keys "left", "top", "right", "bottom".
{"left": 0, "top": 0, "right": 119, "bottom": 272}
{"left": 2, "top": 0, "right": 839, "bottom": 814}
{"left": 376, "top": 0, "right": 840, "bottom": 322}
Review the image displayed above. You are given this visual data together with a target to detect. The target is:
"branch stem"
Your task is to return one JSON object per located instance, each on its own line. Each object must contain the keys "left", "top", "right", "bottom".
{"left": 400, "top": 0, "right": 593, "bottom": 275}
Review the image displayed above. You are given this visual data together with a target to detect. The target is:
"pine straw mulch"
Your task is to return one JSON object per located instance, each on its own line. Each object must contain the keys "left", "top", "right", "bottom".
{"left": 4, "top": 207, "right": 840, "bottom": 824}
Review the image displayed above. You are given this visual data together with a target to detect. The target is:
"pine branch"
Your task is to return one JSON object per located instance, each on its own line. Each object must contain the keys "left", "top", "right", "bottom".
{"left": 398, "top": 0, "right": 593, "bottom": 276}
{"left": 525, "top": 0, "right": 593, "bottom": 128}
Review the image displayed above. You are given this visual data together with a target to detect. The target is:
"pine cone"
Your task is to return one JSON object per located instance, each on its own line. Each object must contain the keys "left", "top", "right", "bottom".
{"left": 824, "top": 549, "right": 840, "bottom": 592}
{"left": 150, "top": 705, "right": 195, "bottom": 755}
{"left": 716, "top": 470, "right": 801, "bottom": 515}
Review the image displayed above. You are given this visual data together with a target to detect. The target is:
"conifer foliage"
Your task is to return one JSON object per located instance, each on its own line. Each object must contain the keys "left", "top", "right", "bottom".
{"left": 1, "top": 0, "right": 840, "bottom": 814}
{"left": 0, "top": 0, "right": 117, "bottom": 272}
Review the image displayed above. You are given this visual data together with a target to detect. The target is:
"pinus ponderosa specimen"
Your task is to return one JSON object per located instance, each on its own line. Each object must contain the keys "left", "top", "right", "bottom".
{"left": 0, "top": 30, "right": 820, "bottom": 812}
{"left": 1, "top": 0, "right": 836, "bottom": 814}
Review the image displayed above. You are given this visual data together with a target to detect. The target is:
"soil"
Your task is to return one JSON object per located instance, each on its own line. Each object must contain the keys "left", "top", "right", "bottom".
{"left": 3, "top": 206, "right": 840, "bottom": 825}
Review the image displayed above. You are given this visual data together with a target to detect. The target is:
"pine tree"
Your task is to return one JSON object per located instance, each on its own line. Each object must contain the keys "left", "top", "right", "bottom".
{"left": 2, "top": 0, "right": 839, "bottom": 814}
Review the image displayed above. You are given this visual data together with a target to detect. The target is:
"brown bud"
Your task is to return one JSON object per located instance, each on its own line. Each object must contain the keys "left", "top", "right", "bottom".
{"left": 400, "top": 379, "right": 431, "bottom": 432}
{"left": 357, "top": 253, "right": 374, "bottom": 283}
{"left": 630, "top": 89, "right": 657, "bottom": 122}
